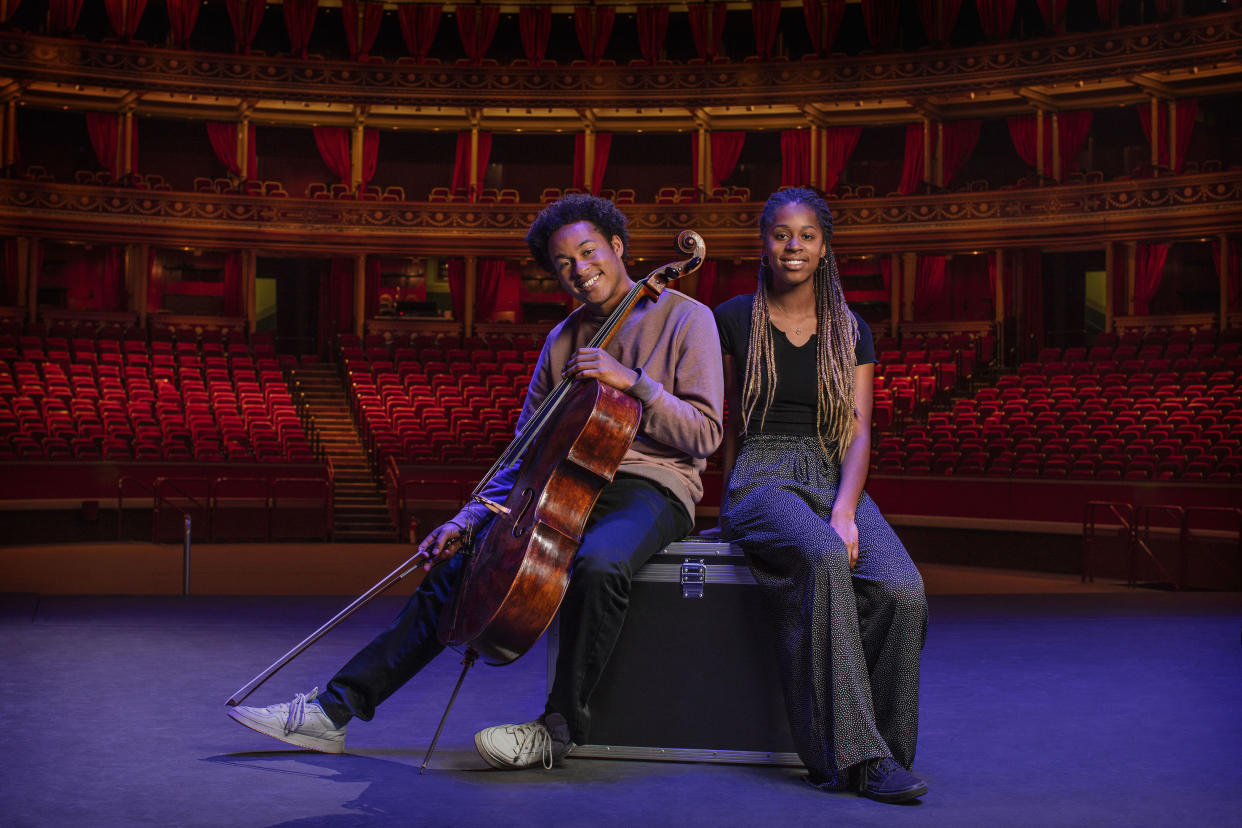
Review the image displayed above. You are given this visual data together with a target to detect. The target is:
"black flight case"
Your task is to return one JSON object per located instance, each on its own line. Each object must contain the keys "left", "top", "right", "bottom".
{"left": 547, "top": 537, "right": 802, "bottom": 766}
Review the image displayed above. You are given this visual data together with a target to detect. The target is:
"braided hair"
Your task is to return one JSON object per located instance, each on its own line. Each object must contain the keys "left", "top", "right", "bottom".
{"left": 740, "top": 187, "right": 860, "bottom": 463}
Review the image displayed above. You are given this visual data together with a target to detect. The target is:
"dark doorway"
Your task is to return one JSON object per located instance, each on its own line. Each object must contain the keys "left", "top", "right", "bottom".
{"left": 256, "top": 257, "right": 327, "bottom": 356}
{"left": 1041, "top": 250, "right": 1105, "bottom": 351}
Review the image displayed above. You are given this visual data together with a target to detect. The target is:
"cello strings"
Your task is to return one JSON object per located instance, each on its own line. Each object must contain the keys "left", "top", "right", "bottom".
{"left": 468, "top": 278, "right": 648, "bottom": 500}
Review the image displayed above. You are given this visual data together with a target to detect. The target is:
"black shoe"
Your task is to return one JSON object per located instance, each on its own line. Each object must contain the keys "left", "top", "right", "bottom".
{"left": 857, "top": 757, "right": 928, "bottom": 803}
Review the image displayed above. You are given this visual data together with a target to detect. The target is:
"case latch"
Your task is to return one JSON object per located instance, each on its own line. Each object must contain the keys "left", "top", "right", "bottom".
{"left": 680, "top": 557, "right": 706, "bottom": 599}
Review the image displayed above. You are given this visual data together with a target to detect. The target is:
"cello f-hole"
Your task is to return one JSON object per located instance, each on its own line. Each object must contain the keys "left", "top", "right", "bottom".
{"left": 510, "top": 489, "right": 535, "bottom": 538}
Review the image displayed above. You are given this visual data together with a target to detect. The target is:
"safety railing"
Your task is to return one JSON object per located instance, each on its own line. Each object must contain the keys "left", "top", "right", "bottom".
{"left": 1083, "top": 501, "right": 1242, "bottom": 590}
{"left": 1082, "top": 501, "right": 1134, "bottom": 585}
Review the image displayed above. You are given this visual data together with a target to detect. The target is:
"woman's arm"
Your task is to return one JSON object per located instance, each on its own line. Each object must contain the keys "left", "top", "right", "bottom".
{"left": 829, "top": 362, "right": 875, "bottom": 569}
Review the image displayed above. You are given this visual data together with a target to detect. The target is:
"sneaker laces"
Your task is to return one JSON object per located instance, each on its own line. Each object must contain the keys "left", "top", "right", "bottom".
{"left": 283, "top": 687, "right": 321, "bottom": 736}
{"left": 511, "top": 721, "right": 554, "bottom": 770}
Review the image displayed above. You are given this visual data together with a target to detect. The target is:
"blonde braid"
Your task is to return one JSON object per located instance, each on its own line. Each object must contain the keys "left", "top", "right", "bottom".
{"left": 740, "top": 258, "right": 779, "bottom": 434}
{"left": 815, "top": 248, "right": 860, "bottom": 463}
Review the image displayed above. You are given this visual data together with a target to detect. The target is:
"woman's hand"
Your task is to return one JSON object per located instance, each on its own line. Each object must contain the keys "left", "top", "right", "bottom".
{"left": 417, "top": 521, "right": 466, "bottom": 571}
{"left": 562, "top": 347, "right": 638, "bottom": 392}
{"left": 829, "top": 511, "right": 860, "bottom": 569}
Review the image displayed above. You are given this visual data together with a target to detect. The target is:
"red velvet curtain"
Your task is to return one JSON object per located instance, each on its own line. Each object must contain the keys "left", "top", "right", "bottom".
{"left": 359, "top": 130, "right": 378, "bottom": 186}
{"left": 861, "top": 0, "right": 901, "bottom": 51}
{"left": 312, "top": 127, "right": 350, "bottom": 184}
{"left": 636, "top": 5, "right": 670, "bottom": 63}
{"left": 751, "top": 1, "right": 781, "bottom": 60}
{"left": 446, "top": 258, "right": 465, "bottom": 321}
{"left": 1017, "top": 248, "right": 1042, "bottom": 354}
{"left": 914, "top": 255, "right": 949, "bottom": 319}
{"left": 941, "top": 119, "right": 982, "bottom": 187}
{"left": 476, "top": 259, "right": 508, "bottom": 321}
{"left": 1214, "top": 239, "right": 1241, "bottom": 313}
{"left": 803, "top": 0, "right": 845, "bottom": 55}
{"left": 222, "top": 253, "right": 243, "bottom": 316}
{"left": 897, "top": 123, "right": 925, "bottom": 195}
{"left": 1006, "top": 111, "right": 1093, "bottom": 179}
{"left": 695, "top": 260, "right": 718, "bottom": 305}
{"left": 397, "top": 4, "right": 441, "bottom": 62}
{"left": 341, "top": 0, "right": 383, "bottom": 60}
{"left": 573, "top": 132, "right": 612, "bottom": 193}
{"left": 1137, "top": 99, "right": 1198, "bottom": 173}
{"left": 283, "top": 0, "right": 318, "bottom": 58}
{"left": 165, "top": 0, "right": 200, "bottom": 47}
{"left": 225, "top": 0, "right": 265, "bottom": 54}
{"left": 452, "top": 132, "right": 493, "bottom": 199}
{"left": 327, "top": 259, "right": 355, "bottom": 341}
{"left": 687, "top": 2, "right": 726, "bottom": 60}
{"left": 711, "top": 131, "right": 745, "bottom": 189}
{"left": 0, "top": 0, "right": 22, "bottom": 24}
{"left": 47, "top": 0, "right": 84, "bottom": 33}
{"left": 206, "top": 122, "right": 257, "bottom": 180}
{"left": 1035, "top": 0, "right": 1067, "bottom": 33}
{"left": 574, "top": 6, "right": 615, "bottom": 64}
{"left": 916, "top": 0, "right": 963, "bottom": 45}
{"left": 949, "top": 254, "right": 992, "bottom": 320}
{"left": 975, "top": 0, "right": 1016, "bottom": 39}
{"left": 85, "top": 113, "right": 137, "bottom": 180}
{"left": 311, "top": 127, "right": 378, "bottom": 188}
{"left": 86, "top": 113, "right": 118, "bottom": 178}
{"left": 1133, "top": 243, "right": 1169, "bottom": 316}
{"left": 457, "top": 4, "right": 499, "bottom": 63}
{"left": 691, "top": 132, "right": 745, "bottom": 191}
{"left": 104, "top": 0, "right": 148, "bottom": 38}
{"left": 780, "top": 130, "right": 811, "bottom": 188}
{"left": 820, "top": 127, "right": 861, "bottom": 193}
{"left": 1095, "top": 0, "right": 1121, "bottom": 27}
{"left": 519, "top": 6, "right": 551, "bottom": 63}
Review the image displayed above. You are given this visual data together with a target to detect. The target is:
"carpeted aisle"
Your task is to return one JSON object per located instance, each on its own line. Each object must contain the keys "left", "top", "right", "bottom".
{"left": 2, "top": 584, "right": 1240, "bottom": 827}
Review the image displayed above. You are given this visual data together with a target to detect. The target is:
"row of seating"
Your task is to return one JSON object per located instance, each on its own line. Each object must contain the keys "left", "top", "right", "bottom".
{"left": 0, "top": 350, "right": 315, "bottom": 462}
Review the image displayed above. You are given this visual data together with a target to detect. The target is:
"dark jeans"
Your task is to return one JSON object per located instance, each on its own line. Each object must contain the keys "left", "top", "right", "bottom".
{"left": 316, "top": 474, "right": 692, "bottom": 744}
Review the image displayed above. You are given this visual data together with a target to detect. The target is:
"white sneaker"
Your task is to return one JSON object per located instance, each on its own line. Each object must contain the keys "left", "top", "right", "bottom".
{"left": 474, "top": 713, "right": 574, "bottom": 770}
{"left": 227, "top": 687, "right": 346, "bottom": 754}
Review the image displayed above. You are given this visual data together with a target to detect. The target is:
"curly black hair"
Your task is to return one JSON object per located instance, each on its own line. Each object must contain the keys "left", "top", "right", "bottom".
{"left": 525, "top": 193, "right": 631, "bottom": 274}
{"left": 758, "top": 186, "right": 834, "bottom": 243}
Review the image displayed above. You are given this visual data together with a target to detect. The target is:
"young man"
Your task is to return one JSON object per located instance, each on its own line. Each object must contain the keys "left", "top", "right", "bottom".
{"left": 228, "top": 194, "right": 724, "bottom": 769}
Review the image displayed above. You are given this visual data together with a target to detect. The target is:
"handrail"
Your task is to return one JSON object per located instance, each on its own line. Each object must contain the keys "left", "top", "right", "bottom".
{"left": 1081, "top": 500, "right": 1135, "bottom": 585}
{"left": 1133, "top": 504, "right": 1184, "bottom": 589}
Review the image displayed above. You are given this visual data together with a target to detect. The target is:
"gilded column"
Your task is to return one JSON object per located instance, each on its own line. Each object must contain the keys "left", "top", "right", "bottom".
{"left": 353, "top": 254, "right": 366, "bottom": 337}
{"left": 463, "top": 256, "right": 477, "bottom": 338}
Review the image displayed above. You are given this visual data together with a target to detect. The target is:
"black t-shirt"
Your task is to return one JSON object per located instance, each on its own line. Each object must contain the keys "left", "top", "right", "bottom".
{"left": 713, "top": 293, "right": 875, "bottom": 437}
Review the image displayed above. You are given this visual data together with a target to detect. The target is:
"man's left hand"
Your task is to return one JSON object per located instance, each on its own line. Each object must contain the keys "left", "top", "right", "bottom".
{"left": 563, "top": 347, "right": 638, "bottom": 392}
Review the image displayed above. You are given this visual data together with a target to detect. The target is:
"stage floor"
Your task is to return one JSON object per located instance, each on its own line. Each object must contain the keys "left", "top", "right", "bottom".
{"left": 2, "top": 571, "right": 1240, "bottom": 827}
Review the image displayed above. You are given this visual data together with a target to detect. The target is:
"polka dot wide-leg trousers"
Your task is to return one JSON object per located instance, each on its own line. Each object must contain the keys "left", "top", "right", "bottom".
{"left": 721, "top": 434, "right": 927, "bottom": 779}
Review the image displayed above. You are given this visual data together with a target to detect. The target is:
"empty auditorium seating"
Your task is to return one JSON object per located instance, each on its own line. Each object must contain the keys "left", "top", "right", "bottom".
{"left": 0, "top": 325, "right": 316, "bottom": 464}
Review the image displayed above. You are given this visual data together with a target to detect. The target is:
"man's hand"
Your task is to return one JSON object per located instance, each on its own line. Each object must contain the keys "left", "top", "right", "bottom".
{"left": 562, "top": 347, "right": 638, "bottom": 392}
{"left": 417, "top": 521, "right": 465, "bottom": 571}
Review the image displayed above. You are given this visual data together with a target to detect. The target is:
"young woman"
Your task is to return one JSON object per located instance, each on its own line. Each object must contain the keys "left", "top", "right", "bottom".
{"left": 714, "top": 187, "right": 929, "bottom": 804}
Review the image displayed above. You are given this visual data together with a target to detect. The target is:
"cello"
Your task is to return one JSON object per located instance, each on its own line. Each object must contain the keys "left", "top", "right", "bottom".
{"left": 439, "top": 229, "right": 706, "bottom": 666}
{"left": 228, "top": 229, "right": 705, "bottom": 766}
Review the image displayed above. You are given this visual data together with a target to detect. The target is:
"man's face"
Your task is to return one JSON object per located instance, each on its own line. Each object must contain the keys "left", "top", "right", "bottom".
{"left": 547, "top": 221, "right": 630, "bottom": 314}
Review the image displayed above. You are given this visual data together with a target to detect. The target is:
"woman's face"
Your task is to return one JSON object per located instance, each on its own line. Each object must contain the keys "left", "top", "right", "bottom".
{"left": 762, "top": 202, "right": 827, "bottom": 292}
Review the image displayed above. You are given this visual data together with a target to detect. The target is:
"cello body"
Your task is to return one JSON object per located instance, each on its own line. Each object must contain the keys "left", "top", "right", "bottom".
{"left": 438, "top": 378, "right": 641, "bottom": 665}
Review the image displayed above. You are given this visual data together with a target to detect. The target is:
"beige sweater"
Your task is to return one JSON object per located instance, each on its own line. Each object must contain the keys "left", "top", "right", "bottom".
{"left": 453, "top": 286, "right": 724, "bottom": 529}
